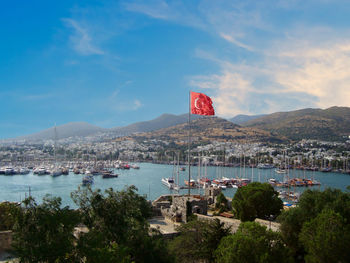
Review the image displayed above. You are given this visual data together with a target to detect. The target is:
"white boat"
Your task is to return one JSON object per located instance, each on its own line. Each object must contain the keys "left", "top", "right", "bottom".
{"left": 275, "top": 168, "right": 287, "bottom": 174}
{"left": 36, "top": 167, "right": 47, "bottom": 175}
{"left": 161, "top": 178, "right": 175, "bottom": 189}
{"left": 19, "top": 168, "right": 30, "bottom": 175}
{"left": 257, "top": 163, "right": 274, "bottom": 169}
{"left": 269, "top": 178, "right": 280, "bottom": 186}
{"left": 51, "top": 168, "right": 62, "bottom": 177}
{"left": 4, "top": 167, "right": 15, "bottom": 175}
{"left": 130, "top": 164, "right": 140, "bottom": 169}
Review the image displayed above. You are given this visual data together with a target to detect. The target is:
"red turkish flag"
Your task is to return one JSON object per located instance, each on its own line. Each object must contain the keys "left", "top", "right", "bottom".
{"left": 190, "top": 91, "right": 215, "bottom": 116}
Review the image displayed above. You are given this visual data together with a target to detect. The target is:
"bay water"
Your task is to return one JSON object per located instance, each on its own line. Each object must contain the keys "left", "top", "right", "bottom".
{"left": 1, "top": 163, "right": 350, "bottom": 208}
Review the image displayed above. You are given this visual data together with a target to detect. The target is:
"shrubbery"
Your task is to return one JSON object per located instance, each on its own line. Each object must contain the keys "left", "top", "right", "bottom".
{"left": 3, "top": 185, "right": 350, "bottom": 263}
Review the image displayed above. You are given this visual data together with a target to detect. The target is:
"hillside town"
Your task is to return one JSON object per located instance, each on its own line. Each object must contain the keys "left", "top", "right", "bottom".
{"left": 1, "top": 137, "right": 350, "bottom": 172}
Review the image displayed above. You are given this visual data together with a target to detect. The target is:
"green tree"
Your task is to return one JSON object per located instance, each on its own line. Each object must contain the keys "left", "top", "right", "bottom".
{"left": 215, "top": 192, "right": 229, "bottom": 213}
{"left": 169, "top": 219, "right": 230, "bottom": 263}
{"left": 215, "top": 221, "right": 292, "bottom": 263}
{"left": 299, "top": 209, "right": 350, "bottom": 263}
{"left": 277, "top": 206, "right": 305, "bottom": 257}
{"left": 0, "top": 202, "right": 20, "bottom": 231}
{"left": 12, "top": 196, "right": 80, "bottom": 263}
{"left": 278, "top": 188, "right": 350, "bottom": 259}
{"left": 297, "top": 188, "right": 350, "bottom": 222}
{"left": 232, "top": 182, "right": 283, "bottom": 221}
{"left": 71, "top": 185, "right": 172, "bottom": 263}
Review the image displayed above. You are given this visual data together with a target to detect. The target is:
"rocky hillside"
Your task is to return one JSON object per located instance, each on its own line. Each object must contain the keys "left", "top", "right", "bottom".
{"left": 124, "top": 117, "right": 285, "bottom": 144}
{"left": 111, "top": 113, "right": 201, "bottom": 135}
{"left": 229, "top": 114, "right": 266, "bottom": 125}
{"left": 242, "top": 106, "right": 350, "bottom": 141}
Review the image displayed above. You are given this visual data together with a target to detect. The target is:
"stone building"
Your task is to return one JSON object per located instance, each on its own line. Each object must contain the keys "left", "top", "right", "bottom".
{"left": 152, "top": 186, "right": 221, "bottom": 223}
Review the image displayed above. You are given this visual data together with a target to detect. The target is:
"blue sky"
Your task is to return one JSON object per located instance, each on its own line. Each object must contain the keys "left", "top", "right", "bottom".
{"left": 1, "top": 0, "right": 350, "bottom": 138}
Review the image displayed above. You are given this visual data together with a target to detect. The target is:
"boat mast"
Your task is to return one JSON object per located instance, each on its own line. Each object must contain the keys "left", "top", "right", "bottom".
{"left": 54, "top": 124, "right": 57, "bottom": 167}
{"left": 198, "top": 153, "right": 201, "bottom": 195}
{"left": 188, "top": 91, "right": 191, "bottom": 196}
{"left": 177, "top": 151, "right": 180, "bottom": 191}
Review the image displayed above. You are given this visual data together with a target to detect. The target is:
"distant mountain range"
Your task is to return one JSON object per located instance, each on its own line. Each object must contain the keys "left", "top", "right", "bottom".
{"left": 125, "top": 116, "right": 285, "bottom": 144}
{"left": 229, "top": 114, "right": 266, "bottom": 125}
{"left": 12, "top": 114, "right": 201, "bottom": 142}
{"left": 241, "top": 106, "right": 350, "bottom": 141}
{"left": 111, "top": 113, "right": 201, "bottom": 135}
{"left": 8, "top": 106, "right": 350, "bottom": 142}
{"left": 16, "top": 122, "right": 106, "bottom": 141}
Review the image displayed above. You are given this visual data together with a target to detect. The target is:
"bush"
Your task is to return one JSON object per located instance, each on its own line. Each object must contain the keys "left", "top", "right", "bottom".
{"left": 0, "top": 202, "right": 20, "bottom": 231}
{"left": 215, "top": 221, "right": 292, "bottom": 263}
{"left": 232, "top": 182, "right": 283, "bottom": 221}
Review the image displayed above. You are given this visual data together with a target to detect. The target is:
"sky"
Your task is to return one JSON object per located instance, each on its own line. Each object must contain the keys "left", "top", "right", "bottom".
{"left": 1, "top": 0, "right": 350, "bottom": 138}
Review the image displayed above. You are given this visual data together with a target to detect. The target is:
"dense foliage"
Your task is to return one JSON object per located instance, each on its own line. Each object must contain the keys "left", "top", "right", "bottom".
{"left": 12, "top": 196, "right": 80, "bottom": 263}
{"left": 278, "top": 188, "right": 350, "bottom": 262}
{"left": 232, "top": 182, "right": 283, "bottom": 221}
{"left": 71, "top": 185, "right": 170, "bottom": 263}
{"left": 4, "top": 186, "right": 350, "bottom": 263}
{"left": 215, "top": 192, "right": 229, "bottom": 213}
{"left": 9, "top": 186, "right": 172, "bottom": 263}
{"left": 300, "top": 209, "right": 350, "bottom": 263}
{"left": 215, "top": 222, "right": 292, "bottom": 263}
{"left": 0, "top": 202, "right": 20, "bottom": 231}
{"left": 169, "top": 218, "right": 230, "bottom": 263}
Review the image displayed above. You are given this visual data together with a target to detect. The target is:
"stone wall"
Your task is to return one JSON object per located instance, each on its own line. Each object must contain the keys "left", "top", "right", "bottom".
{"left": 156, "top": 195, "right": 208, "bottom": 223}
{"left": 196, "top": 214, "right": 241, "bottom": 233}
{"left": 172, "top": 196, "right": 208, "bottom": 222}
{"left": 0, "top": 231, "right": 13, "bottom": 252}
{"left": 196, "top": 214, "right": 281, "bottom": 233}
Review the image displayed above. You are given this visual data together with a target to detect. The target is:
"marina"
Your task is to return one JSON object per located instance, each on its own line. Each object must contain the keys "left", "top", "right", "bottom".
{"left": 1, "top": 162, "right": 350, "bottom": 208}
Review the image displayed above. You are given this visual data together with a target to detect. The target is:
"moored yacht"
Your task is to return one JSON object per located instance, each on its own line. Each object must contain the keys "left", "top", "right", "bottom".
{"left": 4, "top": 167, "right": 15, "bottom": 175}
{"left": 275, "top": 168, "right": 287, "bottom": 174}
{"left": 162, "top": 177, "right": 175, "bottom": 189}
{"left": 19, "top": 167, "right": 30, "bottom": 175}
{"left": 51, "top": 168, "right": 62, "bottom": 177}
{"left": 36, "top": 167, "right": 48, "bottom": 175}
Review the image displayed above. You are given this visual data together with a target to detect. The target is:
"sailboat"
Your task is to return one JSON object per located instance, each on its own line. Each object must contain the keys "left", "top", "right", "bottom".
{"left": 51, "top": 125, "right": 62, "bottom": 177}
{"left": 173, "top": 152, "right": 181, "bottom": 191}
{"left": 161, "top": 154, "right": 177, "bottom": 190}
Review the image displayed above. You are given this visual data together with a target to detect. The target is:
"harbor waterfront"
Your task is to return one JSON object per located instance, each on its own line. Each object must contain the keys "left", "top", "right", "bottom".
{"left": 1, "top": 162, "right": 350, "bottom": 207}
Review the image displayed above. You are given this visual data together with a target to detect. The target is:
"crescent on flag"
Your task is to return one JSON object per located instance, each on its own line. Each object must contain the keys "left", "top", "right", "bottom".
{"left": 190, "top": 91, "right": 215, "bottom": 116}
{"left": 194, "top": 98, "right": 201, "bottom": 110}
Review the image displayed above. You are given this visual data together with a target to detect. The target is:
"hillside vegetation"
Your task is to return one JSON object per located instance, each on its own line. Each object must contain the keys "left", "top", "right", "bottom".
{"left": 242, "top": 106, "right": 350, "bottom": 141}
{"left": 124, "top": 117, "right": 285, "bottom": 144}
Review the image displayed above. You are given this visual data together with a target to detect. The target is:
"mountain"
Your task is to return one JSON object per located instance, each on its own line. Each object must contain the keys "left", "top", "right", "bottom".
{"left": 111, "top": 113, "right": 201, "bottom": 135}
{"left": 9, "top": 113, "right": 201, "bottom": 141}
{"left": 242, "top": 106, "right": 350, "bottom": 141}
{"left": 229, "top": 114, "right": 266, "bottom": 125}
{"left": 18, "top": 122, "right": 106, "bottom": 141}
{"left": 124, "top": 116, "right": 285, "bottom": 144}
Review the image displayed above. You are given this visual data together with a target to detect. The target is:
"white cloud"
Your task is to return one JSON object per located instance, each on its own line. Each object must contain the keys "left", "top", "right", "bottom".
{"left": 62, "top": 18, "right": 104, "bottom": 55}
{"left": 191, "top": 35, "right": 350, "bottom": 117}
{"left": 132, "top": 99, "right": 143, "bottom": 110}
{"left": 219, "top": 33, "right": 255, "bottom": 51}
{"left": 124, "top": 0, "right": 206, "bottom": 29}
{"left": 124, "top": 0, "right": 171, "bottom": 20}
{"left": 271, "top": 41, "right": 350, "bottom": 109}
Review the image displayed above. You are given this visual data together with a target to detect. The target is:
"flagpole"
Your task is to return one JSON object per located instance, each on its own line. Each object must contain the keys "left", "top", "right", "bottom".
{"left": 188, "top": 91, "right": 191, "bottom": 196}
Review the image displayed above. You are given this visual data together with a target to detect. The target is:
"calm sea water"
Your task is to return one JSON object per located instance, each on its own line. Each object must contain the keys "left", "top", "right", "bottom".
{"left": 1, "top": 163, "right": 350, "bottom": 208}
